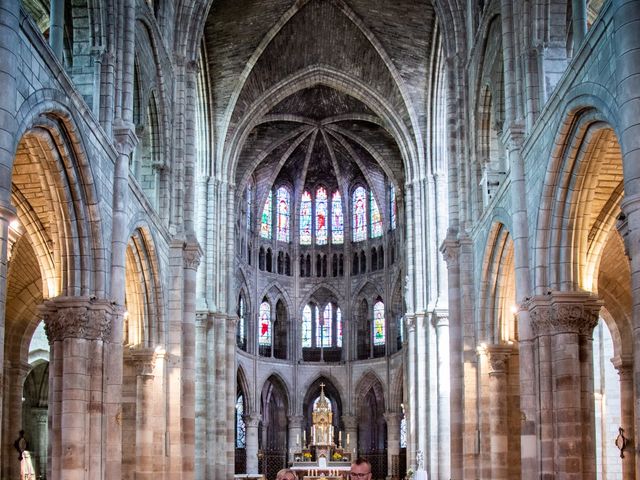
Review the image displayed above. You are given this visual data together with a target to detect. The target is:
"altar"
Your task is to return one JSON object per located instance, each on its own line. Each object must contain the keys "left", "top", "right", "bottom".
{"left": 291, "top": 384, "right": 351, "bottom": 479}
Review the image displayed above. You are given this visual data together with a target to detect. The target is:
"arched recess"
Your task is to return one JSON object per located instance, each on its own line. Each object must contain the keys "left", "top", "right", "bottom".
{"left": 124, "top": 227, "right": 164, "bottom": 347}
{"left": 478, "top": 222, "right": 516, "bottom": 343}
{"left": 259, "top": 375, "right": 290, "bottom": 478}
{"left": 302, "top": 377, "right": 344, "bottom": 446}
{"left": 3, "top": 103, "right": 105, "bottom": 479}
{"left": 235, "top": 366, "right": 252, "bottom": 474}
{"left": 354, "top": 370, "right": 387, "bottom": 474}
{"left": 534, "top": 105, "right": 631, "bottom": 476}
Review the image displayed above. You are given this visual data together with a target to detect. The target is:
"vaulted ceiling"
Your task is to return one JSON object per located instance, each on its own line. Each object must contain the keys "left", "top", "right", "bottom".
{"left": 201, "top": 0, "right": 438, "bottom": 193}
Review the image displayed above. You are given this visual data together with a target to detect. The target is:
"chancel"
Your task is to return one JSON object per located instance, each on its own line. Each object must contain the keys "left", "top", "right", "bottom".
{"left": 1, "top": 1, "right": 640, "bottom": 480}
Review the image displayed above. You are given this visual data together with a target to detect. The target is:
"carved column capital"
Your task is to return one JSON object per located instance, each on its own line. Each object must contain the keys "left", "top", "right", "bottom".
{"left": 129, "top": 346, "right": 156, "bottom": 377}
{"left": 41, "top": 296, "right": 115, "bottom": 342}
{"left": 405, "top": 314, "right": 417, "bottom": 333}
{"left": 244, "top": 414, "right": 262, "bottom": 428}
{"left": 383, "top": 412, "right": 402, "bottom": 428}
{"left": 341, "top": 415, "right": 357, "bottom": 429}
{"left": 287, "top": 415, "right": 304, "bottom": 428}
{"left": 480, "top": 344, "right": 513, "bottom": 375}
{"left": 525, "top": 291, "right": 602, "bottom": 337}
{"left": 183, "top": 241, "right": 203, "bottom": 270}
{"left": 440, "top": 237, "right": 460, "bottom": 268}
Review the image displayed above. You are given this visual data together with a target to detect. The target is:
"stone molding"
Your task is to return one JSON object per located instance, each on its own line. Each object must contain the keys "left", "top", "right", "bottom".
{"left": 405, "top": 314, "right": 417, "bottom": 333}
{"left": 183, "top": 241, "right": 203, "bottom": 270}
{"left": 525, "top": 292, "right": 602, "bottom": 337}
{"left": 129, "top": 347, "right": 157, "bottom": 377}
{"left": 287, "top": 415, "right": 304, "bottom": 427}
{"left": 440, "top": 237, "right": 460, "bottom": 268}
{"left": 244, "top": 414, "right": 262, "bottom": 427}
{"left": 432, "top": 311, "right": 449, "bottom": 328}
{"left": 113, "top": 121, "right": 139, "bottom": 155}
{"left": 341, "top": 415, "right": 357, "bottom": 429}
{"left": 42, "top": 296, "right": 115, "bottom": 342}
{"left": 383, "top": 412, "right": 402, "bottom": 427}
{"left": 480, "top": 344, "right": 513, "bottom": 375}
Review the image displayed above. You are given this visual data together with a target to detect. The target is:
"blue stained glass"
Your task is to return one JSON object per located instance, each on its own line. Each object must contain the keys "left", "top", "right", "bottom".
{"left": 316, "top": 304, "right": 332, "bottom": 347}
{"left": 390, "top": 186, "right": 397, "bottom": 230}
{"left": 260, "top": 191, "right": 272, "bottom": 239}
{"left": 373, "top": 300, "right": 385, "bottom": 346}
{"left": 259, "top": 301, "right": 271, "bottom": 346}
{"left": 370, "top": 193, "right": 382, "bottom": 238}
{"left": 246, "top": 187, "right": 252, "bottom": 233}
{"left": 302, "top": 305, "right": 312, "bottom": 348}
{"left": 236, "top": 394, "right": 246, "bottom": 448}
{"left": 352, "top": 187, "right": 367, "bottom": 242}
{"left": 276, "top": 186, "right": 290, "bottom": 242}
{"left": 332, "top": 191, "right": 344, "bottom": 244}
{"left": 316, "top": 187, "right": 328, "bottom": 245}
{"left": 300, "top": 191, "right": 312, "bottom": 245}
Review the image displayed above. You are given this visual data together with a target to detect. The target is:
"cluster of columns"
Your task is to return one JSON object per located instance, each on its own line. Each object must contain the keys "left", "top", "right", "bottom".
{"left": 527, "top": 292, "right": 603, "bottom": 479}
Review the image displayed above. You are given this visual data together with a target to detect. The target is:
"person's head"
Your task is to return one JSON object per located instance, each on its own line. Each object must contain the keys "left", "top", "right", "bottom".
{"left": 350, "top": 458, "right": 372, "bottom": 479}
{"left": 276, "top": 468, "right": 298, "bottom": 480}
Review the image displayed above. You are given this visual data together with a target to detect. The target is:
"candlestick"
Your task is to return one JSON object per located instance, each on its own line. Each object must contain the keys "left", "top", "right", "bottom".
{"left": 296, "top": 434, "right": 300, "bottom": 446}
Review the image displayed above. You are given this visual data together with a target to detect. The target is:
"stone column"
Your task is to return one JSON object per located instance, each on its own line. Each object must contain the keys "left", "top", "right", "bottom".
{"left": 288, "top": 415, "right": 303, "bottom": 462}
{"left": 0, "top": 2, "right": 19, "bottom": 469}
{"left": 612, "top": 355, "right": 635, "bottom": 480}
{"left": 49, "top": 0, "right": 65, "bottom": 60}
{"left": 41, "top": 296, "right": 114, "bottom": 480}
{"left": 245, "top": 415, "right": 261, "bottom": 474}
{"left": 205, "top": 314, "right": 216, "bottom": 477}
{"left": 572, "top": 0, "right": 587, "bottom": 49}
{"left": 403, "top": 314, "right": 417, "bottom": 469}
{"left": 483, "top": 345, "right": 512, "bottom": 480}
{"left": 342, "top": 415, "right": 358, "bottom": 458}
{"left": 130, "top": 347, "right": 156, "bottom": 480}
{"left": 384, "top": 413, "right": 401, "bottom": 480}
{"left": 33, "top": 407, "right": 48, "bottom": 480}
{"left": 433, "top": 312, "right": 450, "bottom": 480}
{"left": 182, "top": 243, "right": 202, "bottom": 480}
{"left": 528, "top": 292, "right": 601, "bottom": 479}
{"left": 3, "top": 360, "right": 30, "bottom": 480}
{"left": 440, "top": 239, "right": 461, "bottom": 478}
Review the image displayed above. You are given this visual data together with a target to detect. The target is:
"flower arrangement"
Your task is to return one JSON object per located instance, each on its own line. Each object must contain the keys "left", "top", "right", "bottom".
{"left": 302, "top": 452, "right": 312, "bottom": 460}
{"left": 405, "top": 468, "right": 414, "bottom": 479}
{"left": 331, "top": 452, "right": 343, "bottom": 460}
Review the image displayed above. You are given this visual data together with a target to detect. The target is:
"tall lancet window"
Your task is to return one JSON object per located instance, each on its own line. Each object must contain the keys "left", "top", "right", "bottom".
{"left": 390, "top": 185, "right": 397, "bottom": 230}
{"left": 302, "top": 304, "right": 313, "bottom": 348}
{"left": 332, "top": 190, "right": 344, "bottom": 244}
{"left": 276, "top": 186, "right": 290, "bottom": 242}
{"left": 259, "top": 300, "right": 272, "bottom": 346}
{"left": 352, "top": 186, "right": 367, "bottom": 242}
{"left": 236, "top": 394, "right": 246, "bottom": 448}
{"left": 237, "top": 295, "right": 247, "bottom": 350}
{"left": 336, "top": 307, "right": 343, "bottom": 347}
{"left": 373, "top": 300, "right": 385, "bottom": 346}
{"left": 300, "top": 191, "right": 312, "bottom": 245}
{"left": 316, "top": 187, "right": 328, "bottom": 245}
{"left": 370, "top": 192, "right": 382, "bottom": 238}
{"left": 260, "top": 191, "right": 273, "bottom": 239}
{"left": 316, "top": 304, "right": 333, "bottom": 347}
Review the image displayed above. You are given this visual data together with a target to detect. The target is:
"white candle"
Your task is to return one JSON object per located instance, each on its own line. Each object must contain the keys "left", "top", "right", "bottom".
{"left": 346, "top": 433, "right": 350, "bottom": 445}
{"left": 296, "top": 434, "right": 300, "bottom": 446}
{"left": 303, "top": 430, "right": 306, "bottom": 444}
{"left": 339, "top": 431, "right": 342, "bottom": 443}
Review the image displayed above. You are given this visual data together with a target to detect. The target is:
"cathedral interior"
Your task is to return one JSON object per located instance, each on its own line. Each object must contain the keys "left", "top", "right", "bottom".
{"left": 1, "top": 0, "right": 639, "bottom": 479}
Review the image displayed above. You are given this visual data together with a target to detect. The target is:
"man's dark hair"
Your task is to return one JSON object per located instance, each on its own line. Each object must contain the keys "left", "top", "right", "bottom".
{"left": 352, "top": 457, "right": 371, "bottom": 470}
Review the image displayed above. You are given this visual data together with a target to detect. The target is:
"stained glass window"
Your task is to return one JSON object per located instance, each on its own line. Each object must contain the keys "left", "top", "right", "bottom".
{"left": 370, "top": 193, "right": 382, "bottom": 238}
{"left": 316, "top": 303, "right": 332, "bottom": 347}
{"left": 302, "top": 305, "right": 312, "bottom": 348}
{"left": 352, "top": 187, "right": 367, "bottom": 242}
{"left": 246, "top": 187, "right": 252, "bottom": 233}
{"left": 259, "top": 301, "right": 271, "bottom": 346}
{"left": 300, "top": 191, "right": 312, "bottom": 245}
{"left": 260, "top": 191, "right": 272, "bottom": 239}
{"left": 237, "top": 296, "right": 246, "bottom": 347}
{"left": 373, "top": 300, "right": 385, "bottom": 346}
{"left": 390, "top": 185, "right": 397, "bottom": 230}
{"left": 400, "top": 413, "right": 407, "bottom": 448}
{"left": 276, "top": 186, "right": 290, "bottom": 242}
{"left": 332, "top": 191, "right": 344, "bottom": 244}
{"left": 336, "top": 307, "right": 343, "bottom": 347}
{"left": 316, "top": 187, "right": 328, "bottom": 245}
{"left": 236, "top": 394, "right": 246, "bottom": 448}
